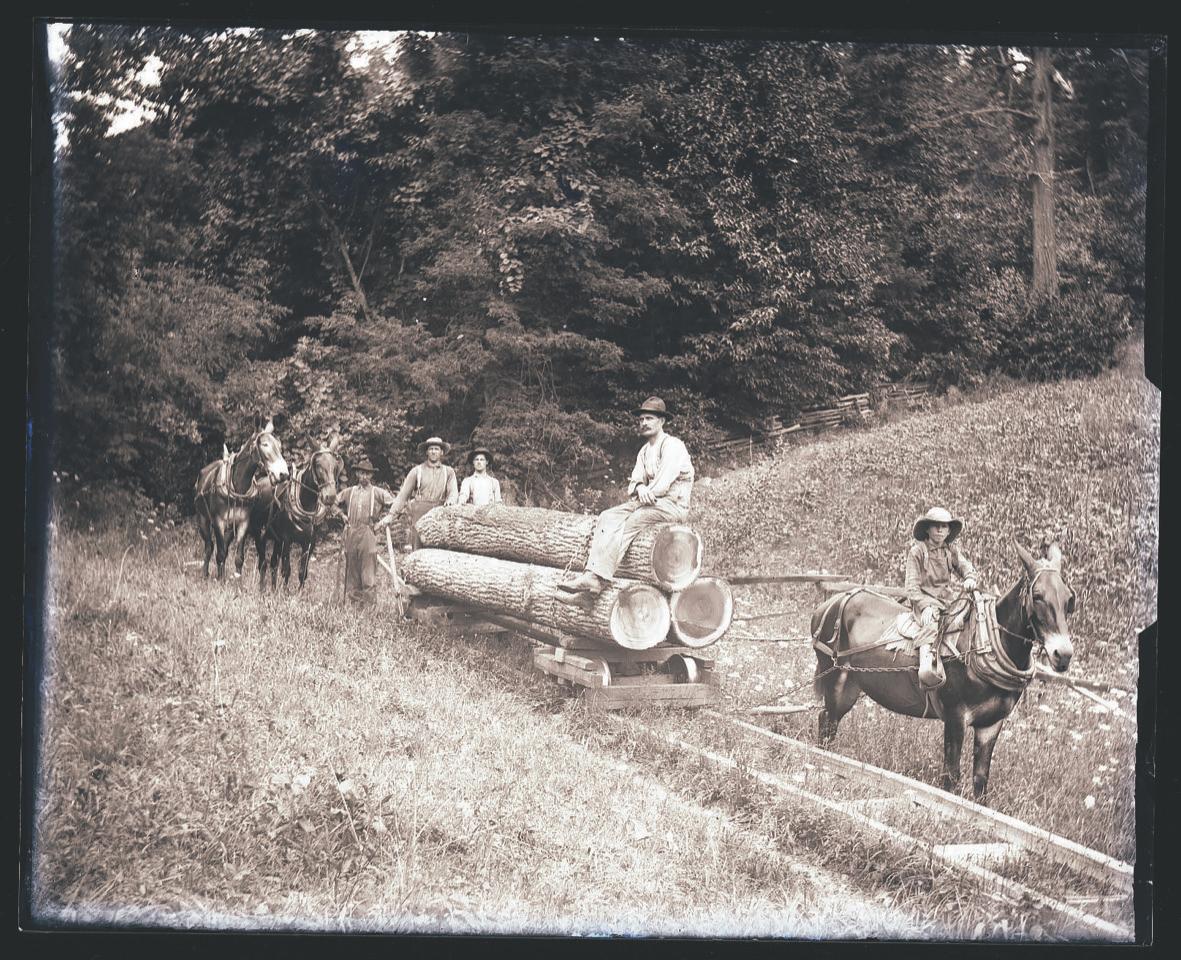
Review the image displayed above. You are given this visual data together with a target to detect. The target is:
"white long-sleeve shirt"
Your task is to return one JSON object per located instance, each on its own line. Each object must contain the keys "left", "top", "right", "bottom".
{"left": 458, "top": 474, "right": 502, "bottom": 506}
{"left": 628, "top": 433, "right": 694, "bottom": 511}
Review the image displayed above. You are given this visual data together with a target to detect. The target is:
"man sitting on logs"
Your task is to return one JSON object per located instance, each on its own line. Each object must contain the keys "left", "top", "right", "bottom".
{"left": 556, "top": 396, "right": 694, "bottom": 605}
{"left": 390, "top": 436, "right": 459, "bottom": 551}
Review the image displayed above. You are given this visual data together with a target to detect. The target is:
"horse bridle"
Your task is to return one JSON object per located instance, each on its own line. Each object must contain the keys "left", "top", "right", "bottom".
{"left": 284, "top": 448, "right": 339, "bottom": 526}
{"left": 225, "top": 429, "right": 274, "bottom": 501}
{"left": 996, "top": 565, "right": 1072, "bottom": 653}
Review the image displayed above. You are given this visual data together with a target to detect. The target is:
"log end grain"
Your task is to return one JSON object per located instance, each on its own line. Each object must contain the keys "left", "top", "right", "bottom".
{"left": 649, "top": 525, "right": 704, "bottom": 591}
{"left": 669, "top": 576, "right": 734, "bottom": 648}
{"left": 609, "top": 583, "right": 672, "bottom": 651}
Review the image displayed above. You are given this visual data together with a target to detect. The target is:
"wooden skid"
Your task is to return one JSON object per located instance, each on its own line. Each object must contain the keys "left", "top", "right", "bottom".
{"left": 406, "top": 599, "right": 510, "bottom": 636}
{"left": 533, "top": 641, "right": 719, "bottom": 710}
{"left": 582, "top": 683, "right": 720, "bottom": 710}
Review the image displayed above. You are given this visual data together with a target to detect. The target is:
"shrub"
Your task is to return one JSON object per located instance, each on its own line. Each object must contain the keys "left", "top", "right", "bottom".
{"left": 994, "top": 287, "right": 1133, "bottom": 382}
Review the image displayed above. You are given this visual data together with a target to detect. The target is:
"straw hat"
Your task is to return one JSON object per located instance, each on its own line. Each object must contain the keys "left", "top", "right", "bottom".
{"left": 632, "top": 396, "right": 672, "bottom": 420}
{"left": 466, "top": 446, "right": 495, "bottom": 470}
{"left": 912, "top": 506, "right": 964, "bottom": 543}
{"left": 416, "top": 436, "right": 451, "bottom": 456}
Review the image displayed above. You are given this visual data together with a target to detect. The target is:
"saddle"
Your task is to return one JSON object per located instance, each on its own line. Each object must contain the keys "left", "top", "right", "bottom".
{"left": 882, "top": 595, "right": 974, "bottom": 660}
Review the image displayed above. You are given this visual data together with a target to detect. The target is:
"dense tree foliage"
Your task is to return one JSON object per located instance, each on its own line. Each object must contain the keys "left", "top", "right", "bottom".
{"left": 46, "top": 27, "right": 1150, "bottom": 506}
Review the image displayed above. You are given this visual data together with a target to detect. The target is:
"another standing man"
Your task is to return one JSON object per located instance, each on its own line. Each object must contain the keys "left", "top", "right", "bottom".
{"left": 336, "top": 457, "right": 396, "bottom": 605}
{"left": 556, "top": 397, "right": 693, "bottom": 603}
{"left": 391, "top": 436, "right": 459, "bottom": 550}
{"left": 457, "top": 447, "right": 503, "bottom": 506}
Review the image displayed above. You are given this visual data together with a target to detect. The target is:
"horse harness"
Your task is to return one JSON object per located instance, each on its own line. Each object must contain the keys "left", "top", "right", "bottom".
{"left": 274, "top": 449, "right": 338, "bottom": 535}
{"left": 813, "top": 575, "right": 1052, "bottom": 693}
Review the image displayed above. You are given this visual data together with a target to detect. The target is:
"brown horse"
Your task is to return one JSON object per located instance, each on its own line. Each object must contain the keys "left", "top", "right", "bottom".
{"left": 258, "top": 439, "right": 343, "bottom": 592}
{"left": 194, "top": 417, "right": 290, "bottom": 580}
{"left": 811, "top": 541, "right": 1075, "bottom": 800}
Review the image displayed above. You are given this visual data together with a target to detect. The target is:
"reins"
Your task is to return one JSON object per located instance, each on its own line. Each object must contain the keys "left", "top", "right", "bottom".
{"left": 281, "top": 449, "right": 337, "bottom": 531}
{"left": 219, "top": 432, "right": 268, "bottom": 503}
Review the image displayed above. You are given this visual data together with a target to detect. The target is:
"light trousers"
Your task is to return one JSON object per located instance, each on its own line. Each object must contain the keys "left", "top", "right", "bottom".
{"left": 584, "top": 498, "right": 687, "bottom": 581}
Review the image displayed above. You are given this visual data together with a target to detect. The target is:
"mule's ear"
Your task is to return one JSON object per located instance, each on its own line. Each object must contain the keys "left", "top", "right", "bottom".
{"left": 263, "top": 419, "right": 275, "bottom": 434}
{"left": 222, "top": 442, "right": 231, "bottom": 461}
{"left": 1045, "top": 542, "right": 1063, "bottom": 568}
{"left": 1014, "top": 539, "right": 1038, "bottom": 575}
{"left": 328, "top": 435, "right": 340, "bottom": 452}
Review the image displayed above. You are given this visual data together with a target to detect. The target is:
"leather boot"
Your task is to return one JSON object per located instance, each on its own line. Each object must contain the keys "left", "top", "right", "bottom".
{"left": 917, "top": 643, "right": 945, "bottom": 689}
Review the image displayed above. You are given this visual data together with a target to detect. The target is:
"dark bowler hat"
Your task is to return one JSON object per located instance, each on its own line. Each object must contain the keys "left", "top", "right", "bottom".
{"left": 416, "top": 436, "right": 452, "bottom": 456}
{"left": 632, "top": 396, "right": 672, "bottom": 419}
{"left": 467, "top": 446, "right": 495, "bottom": 469}
{"left": 353, "top": 457, "right": 376, "bottom": 474}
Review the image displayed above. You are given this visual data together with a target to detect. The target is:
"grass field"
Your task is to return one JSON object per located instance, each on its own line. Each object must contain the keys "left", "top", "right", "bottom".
{"left": 28, "top": 348, "right": 1156, "bottom": 938}
{"left": 691, "top": 347, "right": 1156, "bottom": 864}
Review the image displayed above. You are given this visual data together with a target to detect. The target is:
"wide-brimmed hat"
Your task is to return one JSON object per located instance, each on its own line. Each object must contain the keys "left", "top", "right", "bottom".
{"left": 632, "top": 396, "right": 672, "bottom": 420}
{"left": 913, "top": 507, "right": 964, "bottom": 543}
{"left": 353, "top": 457, "right": 376, "bottom": 474}
{"left": 466, "top": 446, "right": 495, "bottom": 469}
{"left": 416, "top": 436, "right": 451, "bottom": 456}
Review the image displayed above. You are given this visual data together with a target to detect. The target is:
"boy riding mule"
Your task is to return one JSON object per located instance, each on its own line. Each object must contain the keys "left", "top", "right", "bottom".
{"left": 811, "top": 539, "right": 1074, "bottom": 800}
{"left": 905, "top": 507, "right": 979, "bottom": 689}
{"left": 194, "top": 417, "right": 289, "bottom": 580}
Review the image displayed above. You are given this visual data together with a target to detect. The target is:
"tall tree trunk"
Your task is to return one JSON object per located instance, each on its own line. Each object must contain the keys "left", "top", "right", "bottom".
{"left": 1031, "top": 47, "right": 1058, "bottom": 301}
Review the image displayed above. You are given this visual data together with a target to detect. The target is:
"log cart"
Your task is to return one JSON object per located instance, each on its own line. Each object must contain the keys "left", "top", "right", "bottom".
{"left": 395, "top": 505, "right": 734, "bottom": 710}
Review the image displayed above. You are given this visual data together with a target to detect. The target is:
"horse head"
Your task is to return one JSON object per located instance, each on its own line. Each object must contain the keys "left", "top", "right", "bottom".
{"left": 251, "top": 417, "right": 290, "bottom": 485}
{"left": 309, "top": 436, "right": 343, "bottom": 508}
{"left": 1015, "top": 540, "right": 1075, "bottom": 672}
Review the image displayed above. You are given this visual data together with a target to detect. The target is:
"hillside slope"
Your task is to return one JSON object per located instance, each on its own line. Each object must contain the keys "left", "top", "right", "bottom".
{"left": 691, "top": 362, "right": 1159, "bottom": 676}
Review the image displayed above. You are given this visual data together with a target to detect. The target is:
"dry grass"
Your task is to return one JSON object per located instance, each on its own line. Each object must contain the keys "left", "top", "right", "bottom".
{"left": 29, "top": 351, "right": 1154, "bottom": 940}
{"left": 691, "top": 352, "right": 1156, "bottom": 864}
{"left": 31, "top": 518, "right": 918, "bottom": 937}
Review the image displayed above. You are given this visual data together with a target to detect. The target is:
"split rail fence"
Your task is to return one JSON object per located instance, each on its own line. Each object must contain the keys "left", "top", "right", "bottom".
{"left": 705, "top": 381, "right": 932, "bottom": 455}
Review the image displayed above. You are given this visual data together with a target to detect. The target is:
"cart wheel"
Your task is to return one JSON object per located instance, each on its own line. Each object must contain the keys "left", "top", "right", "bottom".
{"left": 592, "top": 658, "right": 612, "bottom": 687}
{"left": 668, "top": 654, "right": 699, "bottom": 684}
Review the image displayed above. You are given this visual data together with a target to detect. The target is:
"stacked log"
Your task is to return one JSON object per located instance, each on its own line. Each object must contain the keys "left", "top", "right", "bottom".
{"left": 404, "top": 504, "right": 733, "bottom": 650}
{"left": 669, "top": 577, "right": 734, "bottom": 648}
{"left": 415, "top": 504, "right": 702, "bottom": 591}
{"left": 400, "top": 549, "right": 671, "bottom": 650}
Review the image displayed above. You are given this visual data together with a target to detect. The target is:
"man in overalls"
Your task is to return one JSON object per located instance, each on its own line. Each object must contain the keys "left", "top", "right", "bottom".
{"left": 390, "top": 436, "right": 459, "bottom": 550}
{"left": 556, "top": 397, "right": 694, "bottom": 603}
{"left": 335, "top": 457, "right": 396, "bottom": 605}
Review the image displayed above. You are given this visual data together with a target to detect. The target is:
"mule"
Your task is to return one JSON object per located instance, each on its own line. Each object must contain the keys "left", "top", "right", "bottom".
{"left": 194, "top": 417, "right": 290, "bottom": 580}
{"left": 258, "top": 439, "right": 343, "bottom": 592}
{"left": 810, "top": 541, "right": 1075, "bottom": 800}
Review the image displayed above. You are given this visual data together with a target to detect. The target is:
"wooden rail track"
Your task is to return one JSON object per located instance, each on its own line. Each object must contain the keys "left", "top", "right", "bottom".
{"left": 612, "top": 708, "right": 1135, "bottom": 940}
{"left": 401, "top": 590, "right": 1137, "bottom": 940}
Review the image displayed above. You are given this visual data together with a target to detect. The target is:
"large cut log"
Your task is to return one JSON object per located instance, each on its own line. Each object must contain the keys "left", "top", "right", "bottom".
{"left": 415, "top": 504, "right": 702, "bottom": 591}
{"left": 400, "top": 548, "right": 671, "bottom": 650}
{"left": 668, "top": 577, "right": 734, "bottom": 648}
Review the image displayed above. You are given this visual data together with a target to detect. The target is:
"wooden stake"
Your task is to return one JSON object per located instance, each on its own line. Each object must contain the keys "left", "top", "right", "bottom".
{"left": 385, "top": 526, "right": 405, "bottom": 618}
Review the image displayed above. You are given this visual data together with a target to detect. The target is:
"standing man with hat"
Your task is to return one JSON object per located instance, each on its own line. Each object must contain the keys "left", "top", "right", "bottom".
{"left": 390, "top": 436, "right": 459, "bottom": 550}
{"left": 905, "top": 506, "right": 979, "bottom": 688}
{"left": 458, "top": 447, "right": 503, "bottom": 506}
{"left": 335, "top": 456, "right": 397, "bottom": 605}
{"left": 556, "top": 397, "right": 693, "bottom": 603}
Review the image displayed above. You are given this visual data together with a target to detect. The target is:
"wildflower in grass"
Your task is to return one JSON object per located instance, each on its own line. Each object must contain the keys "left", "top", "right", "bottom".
{"left": 1084, "top": 796, "right": 1096, "bottom": 809}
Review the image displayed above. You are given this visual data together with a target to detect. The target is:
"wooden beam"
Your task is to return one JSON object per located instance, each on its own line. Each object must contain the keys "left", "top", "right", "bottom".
{"left": 706, "top": 711, "right": 1134, "bottom": 895}
{"left": 582, "top": 684, "right": 719, "bottom": 709}
{"left": 622, "top": 718, "right": 1132, "bottom": 940}
{"left": 726, "top": 573, "right": 852, "bottom": 585}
